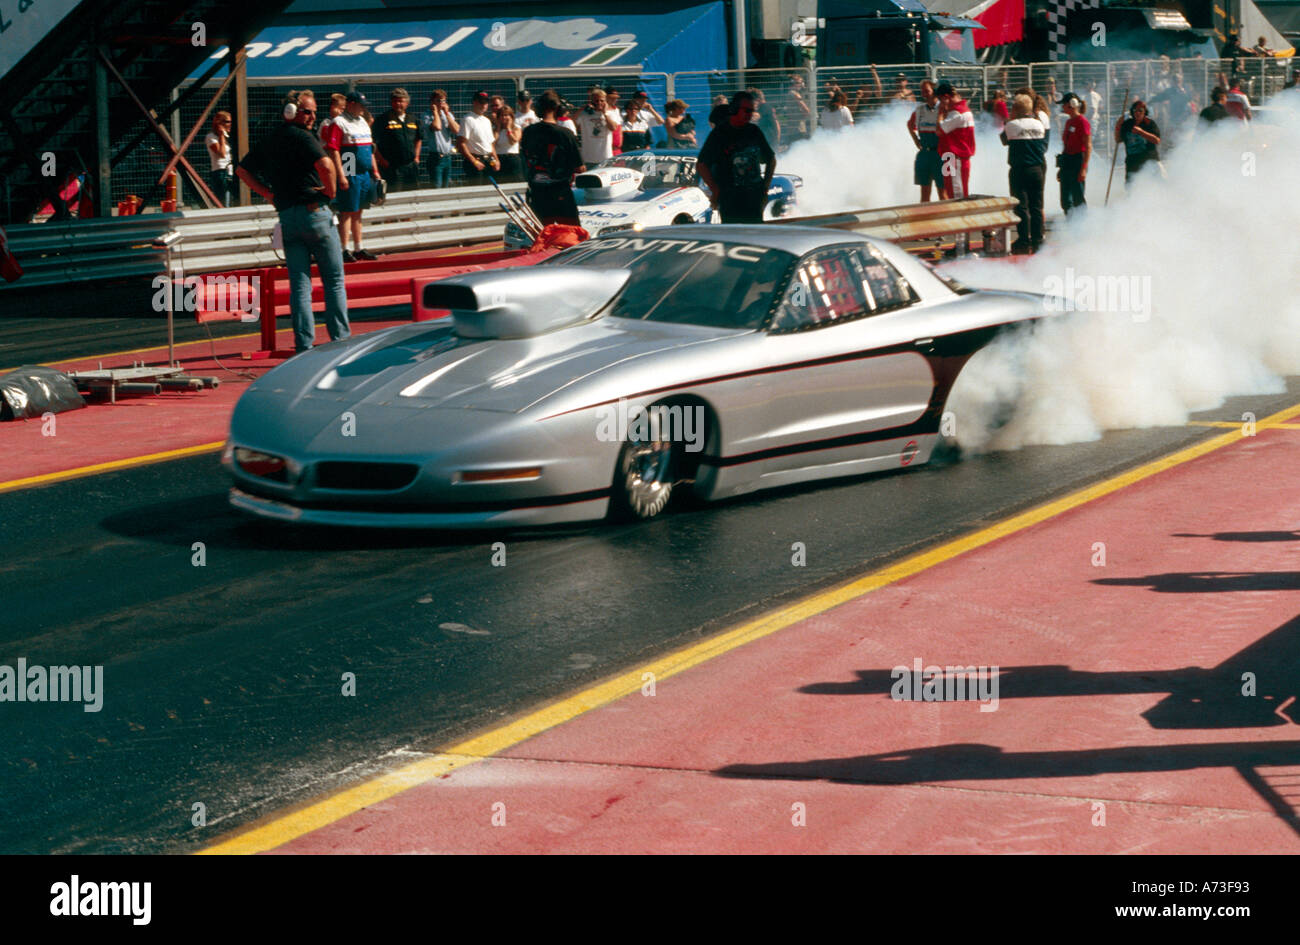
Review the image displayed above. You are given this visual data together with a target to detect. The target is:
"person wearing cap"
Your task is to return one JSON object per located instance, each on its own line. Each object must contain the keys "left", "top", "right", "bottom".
{"left": 329, "top": 92, "right": 381, "bottom": 261}
{"left": 374, "top": 88, "right": 421, "bottom": 193}
{"left": 697, "top": 90, "right": 775, "bottom": 224}
{"left": 457, "top": 90, "right": 500, "bottom": 186}
{"left": 663, "top": 99, "right": 695, "bottom": 148}
{"left": 1000, "top": 94, "right": 1047, "bottom": 254}
{"left": 420, "top": 89, "right": 459, "bottom": 189}
{"left": 907, "top": 79, "right": 943, "bottom": 202}
{"left": 1058, "top": 92, "right": 1090, "bottom": 215}
{"left": 935, "top": 81, "right": 975, "bottom": 199}
{"left": 557, "top": 100, "right": 578, "bottom": 135}
{"left": 520, "top": 90, "right": 585, "bottom": 227}
{"left": 516, "top": 90, "right": 538, "bottom": 129}
{"left": 621, "top": 91, "right": 663, "bottom": 151}
{"left": 892, "top": 73, "right": 915, "bottom": 102}
{"left": 1114, "top": 100, "right": 1161, "bottom": 184}
{"left": 235, "top": 90, "right": 349, "bottom": 354}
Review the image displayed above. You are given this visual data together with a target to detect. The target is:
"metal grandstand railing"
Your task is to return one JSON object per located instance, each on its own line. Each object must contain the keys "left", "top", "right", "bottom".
{"left": 0, "top": 182, "right": 526, "bottom": 291}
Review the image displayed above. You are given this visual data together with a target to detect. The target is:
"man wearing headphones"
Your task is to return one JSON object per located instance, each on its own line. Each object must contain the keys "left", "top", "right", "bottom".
{"left": 697, "top": 90, "right": 775, "bottom": 224}
{"left": 236, "top": 90, "right": 350, "bottom": 354}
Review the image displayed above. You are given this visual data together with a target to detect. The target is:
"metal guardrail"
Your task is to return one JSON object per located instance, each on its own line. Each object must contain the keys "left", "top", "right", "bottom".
{"left": 788, "top": 195, "right": 1020, "bottom": 246}
{"left": 2, "top": 190, "right": 1029, "bottom": 297}
{"left": 0, "top": 183, "right": 527, "bottom": 291}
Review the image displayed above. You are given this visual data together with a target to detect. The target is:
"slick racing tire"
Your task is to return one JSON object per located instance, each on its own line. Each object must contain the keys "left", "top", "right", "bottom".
{"left": 610, "top": 429, "right": 678, "bottom": 521}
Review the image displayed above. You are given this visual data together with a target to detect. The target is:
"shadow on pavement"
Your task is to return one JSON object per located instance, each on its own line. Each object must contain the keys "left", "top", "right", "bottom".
{"left": 720, "top": 595, "right": 1300, "bottom": 837}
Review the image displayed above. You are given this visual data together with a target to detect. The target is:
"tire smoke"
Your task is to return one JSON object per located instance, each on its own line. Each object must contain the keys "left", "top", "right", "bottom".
{"left": 781, "top": 90, "right": 1300, "bottom": 452}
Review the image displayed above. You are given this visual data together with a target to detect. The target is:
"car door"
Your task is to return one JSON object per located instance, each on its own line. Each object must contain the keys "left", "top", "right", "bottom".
{"left": 725, "top": 245, "right": 935, "bottom": 467}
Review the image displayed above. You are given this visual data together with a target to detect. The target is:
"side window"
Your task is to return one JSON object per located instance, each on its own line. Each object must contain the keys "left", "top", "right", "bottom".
{"left": 768, "top": 249, "right": 870, "bottom": 333}
{"left": 857, "top": 245, "right": 917, "bottom": 312}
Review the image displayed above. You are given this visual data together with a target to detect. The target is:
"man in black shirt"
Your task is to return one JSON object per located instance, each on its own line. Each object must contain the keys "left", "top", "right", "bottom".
{"left": 1114, "top": 101, "right": 1161, "bottom": 184}
{"left": 1222, "top": 33, "right": 1245, "bottom": 68}
{"left": 374, "top": 88, "right": 421, "bottom": 192}
{"left": 1199, "top": 87, "right": 1231, "bottom": 124}
{"left": 697, "top": 91, "right": 776, "bottom": 224}
{"left": 520, "top": 91, "right": 585, "bottom": 226}
{"left": 236, "top": 89, "right": 349, "bottom": 353}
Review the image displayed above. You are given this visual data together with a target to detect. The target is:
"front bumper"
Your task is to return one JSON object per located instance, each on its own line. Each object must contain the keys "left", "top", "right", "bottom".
{"left": 229, "top": 487, "right": 610, "bottom": 529}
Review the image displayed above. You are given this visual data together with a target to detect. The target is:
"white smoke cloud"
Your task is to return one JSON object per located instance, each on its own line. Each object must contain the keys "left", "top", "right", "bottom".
{"left": 782, "top": 100, "right": 1040, "bottom": 214}
{"left": 782, "top": 90, "right": 1300, "bottom": 453}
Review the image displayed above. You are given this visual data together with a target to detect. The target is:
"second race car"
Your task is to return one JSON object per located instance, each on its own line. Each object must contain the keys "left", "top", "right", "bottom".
{"left": 504, "top": 148, "right": 802, "bottom": 248}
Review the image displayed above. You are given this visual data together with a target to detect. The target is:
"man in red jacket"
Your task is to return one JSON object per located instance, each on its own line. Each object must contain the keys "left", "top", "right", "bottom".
{"left": 935, "top": 81, "right": 976, "bottom": 199}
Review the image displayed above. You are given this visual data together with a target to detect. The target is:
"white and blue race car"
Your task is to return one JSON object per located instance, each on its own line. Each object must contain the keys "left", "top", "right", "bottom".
{"left": 505, "top": 148, "right": 802, "bottom": 248}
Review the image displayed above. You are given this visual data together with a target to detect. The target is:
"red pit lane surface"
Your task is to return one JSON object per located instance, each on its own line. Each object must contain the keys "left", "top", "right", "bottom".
{"left": 0, "top": 322, "right": 402, "bottom": 486}
{"left": 264, "top": 424, "right": 1300, "bottom": 854}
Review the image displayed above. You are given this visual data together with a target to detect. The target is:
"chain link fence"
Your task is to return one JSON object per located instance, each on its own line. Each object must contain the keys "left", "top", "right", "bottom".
{"left": 669, "top": 68, "right": 814, "bottom": 150}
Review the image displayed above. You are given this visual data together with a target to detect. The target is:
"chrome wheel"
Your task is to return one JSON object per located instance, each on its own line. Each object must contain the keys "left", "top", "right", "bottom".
{"left": 614, "top": 436, "right": 675, "bottom": 520}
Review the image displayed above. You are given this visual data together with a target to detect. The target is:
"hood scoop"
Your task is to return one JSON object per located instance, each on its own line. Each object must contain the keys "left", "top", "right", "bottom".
{"left": 575, "top": 166, "right": 643, "bottom": 200}
{"left": 424, "top": 266, "right": 631, "bottom": 340}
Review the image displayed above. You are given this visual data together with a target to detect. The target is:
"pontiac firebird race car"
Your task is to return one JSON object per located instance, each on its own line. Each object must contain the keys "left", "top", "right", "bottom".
{"left": 225, "top": 225, "right": 1045, "bottom": 528}
{"left": 503, "top": 149, "right": 802, "bottom": 248}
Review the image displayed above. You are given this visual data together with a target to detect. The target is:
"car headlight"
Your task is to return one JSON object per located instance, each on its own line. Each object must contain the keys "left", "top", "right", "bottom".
{"left": 600, "top": 222, "right": 645, "bottom": 234}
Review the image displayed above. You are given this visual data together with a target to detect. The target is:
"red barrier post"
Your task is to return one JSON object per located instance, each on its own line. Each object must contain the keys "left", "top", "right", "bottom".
{"left": 259, "top": 267, "right": 276, "bottom": 353}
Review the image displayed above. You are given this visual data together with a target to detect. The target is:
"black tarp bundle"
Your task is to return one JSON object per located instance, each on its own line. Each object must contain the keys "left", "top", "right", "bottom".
{"left": 0, "top": 366, "right": 86, "bottom": 420}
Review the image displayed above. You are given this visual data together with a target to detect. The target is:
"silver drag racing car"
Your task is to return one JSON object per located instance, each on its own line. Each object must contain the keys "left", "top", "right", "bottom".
{"left": 226, "top": 226, "right": 1045, "bottom": 528}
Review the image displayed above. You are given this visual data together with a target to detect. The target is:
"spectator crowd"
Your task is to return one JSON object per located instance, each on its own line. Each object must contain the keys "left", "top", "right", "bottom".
{"left": 225, "top": 38, "right": 1282, "bottom": 268}
{"left": 220, "top": 37, "right": 1288, "bottom": 359}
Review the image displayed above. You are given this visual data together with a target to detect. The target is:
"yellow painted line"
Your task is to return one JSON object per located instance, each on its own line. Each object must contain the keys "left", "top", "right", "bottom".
{"left": 198, "top": 398, "right": 1300, "bottom": 855}
{"left": 33, "top": 333, "right": 264, "bottom": 370}
{"left": 0, "top": 441, "right": 225, "bottom": 495}
{"left": 1188, "top": 421, "right": 1300, "bottom": 430}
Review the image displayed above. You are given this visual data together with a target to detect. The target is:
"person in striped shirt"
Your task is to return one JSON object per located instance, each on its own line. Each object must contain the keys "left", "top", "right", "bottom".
{"left": 1225, "top": 78, "right": 1253, "bottom": 122}
{"left": 907, "top": 80, "right": 943, "bottom": 202}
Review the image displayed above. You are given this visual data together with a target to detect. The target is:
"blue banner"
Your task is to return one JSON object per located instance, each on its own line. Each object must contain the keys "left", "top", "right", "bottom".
{"left": 194, "top": 3, "right": 727, "bottom": 79}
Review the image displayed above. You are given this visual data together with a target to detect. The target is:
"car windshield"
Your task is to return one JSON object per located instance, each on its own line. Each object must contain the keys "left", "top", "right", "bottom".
{"left": 598, "top": 152, "right": 698, "bottom": 188}
{"left": 547, "top": 236, "right": 795, "bottom": 330}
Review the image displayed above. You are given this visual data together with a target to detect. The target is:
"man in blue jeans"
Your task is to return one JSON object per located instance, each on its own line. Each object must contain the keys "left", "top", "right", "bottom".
{"left": 235, "top": 89, "right": 349, "bottom": 353}
{"left": 420, "top": 89, "right": 459, "bottom": 188}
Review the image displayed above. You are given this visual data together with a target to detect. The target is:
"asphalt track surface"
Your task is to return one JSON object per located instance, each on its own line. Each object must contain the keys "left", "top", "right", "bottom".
{"left": 3, "top": 359, "right": 1296, "bottom": 852}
